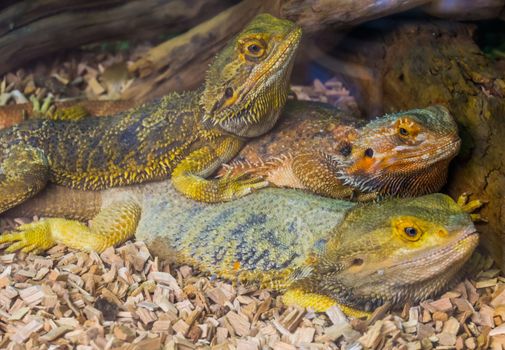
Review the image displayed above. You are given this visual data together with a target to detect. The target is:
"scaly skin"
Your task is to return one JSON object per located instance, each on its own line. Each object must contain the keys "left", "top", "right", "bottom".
{"left": 0, "top": 181, "right": 478, "bottom": 316}
{"left": 0, "top": 14, "right": 302, "bottom": 213}
{"left": 222, "top": 102, "right": 461, "bottom": 200}
{"left": 0, "top": 99, "right": 461, "bottom": 201}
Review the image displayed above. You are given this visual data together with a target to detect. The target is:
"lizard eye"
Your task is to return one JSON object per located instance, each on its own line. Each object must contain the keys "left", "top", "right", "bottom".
{"left": 241, "top": 39, "right": 267, "bottom": 60}
{"left": 248, "top": 44, "right": 262, "bottom": 54}
{"left": 351, "top": 257, "right": 364, "bottom": 266}
{"left": 395, "top": 117, "right": 420, "bottom": 142}
{"left": 404, "top": 227, "right": 417, "bottom": 237}
{"left": 401, "top": 225, "right": 422, "bottom": 241}
{"left": 393, "top": 217, "right": 423, "bottom": 242}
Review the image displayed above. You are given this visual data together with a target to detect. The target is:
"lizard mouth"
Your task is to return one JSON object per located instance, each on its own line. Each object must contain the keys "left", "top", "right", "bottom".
{"left": 391, "top": 136, "right": 461, "bottom": 167}
{"left": 389, "top": 225, "right": 478, "bottom": 272}
{"left": 335, "top": 226, "right": 478, "bottom": 311}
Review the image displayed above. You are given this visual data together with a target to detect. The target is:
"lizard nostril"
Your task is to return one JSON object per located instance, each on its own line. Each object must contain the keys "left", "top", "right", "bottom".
{"left": 364, "top": 148, "right": 374, "bottom": 158}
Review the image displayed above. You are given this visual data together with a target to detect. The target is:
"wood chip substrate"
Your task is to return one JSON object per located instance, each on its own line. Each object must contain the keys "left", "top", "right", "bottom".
{"left": 0, "top": 238, "right": 504, "bottom": 349}
{"left": 1, "top": 45, "right": 504, "bottom": 350}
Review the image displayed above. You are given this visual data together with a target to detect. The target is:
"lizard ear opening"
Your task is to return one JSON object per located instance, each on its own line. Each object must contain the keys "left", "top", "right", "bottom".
{"left": 339, "top": 143, "right": 352, "bottom": 157}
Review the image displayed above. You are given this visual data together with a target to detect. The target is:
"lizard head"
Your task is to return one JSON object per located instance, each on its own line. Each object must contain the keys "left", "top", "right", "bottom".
{"left": 295, "top": 193, "right": 478, "bottom": 313}
{"left": 337, "top": 105, "right": 461, "bottom": 197}
{"left": 200, "top": 13, "right": 302, "bottom": 137}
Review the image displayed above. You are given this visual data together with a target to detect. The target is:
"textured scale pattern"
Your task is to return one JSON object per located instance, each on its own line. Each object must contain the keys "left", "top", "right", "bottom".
{"left": 0, "top": 182, "right": 478, "bottom": 315}
{"left": 1, "top": 93, "right": 201, "bottom": 190}
{"left": 0, "top": 14, "right": 302, "bottom": 212}
{"left": 222, "top": 103, "right": 461, "bottom": 201}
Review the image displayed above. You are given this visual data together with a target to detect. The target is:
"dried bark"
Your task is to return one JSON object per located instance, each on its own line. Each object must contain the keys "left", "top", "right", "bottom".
{"left": 0, "top": 0, "right": 230, "bottom": 75}
{"left": 123, "top": 0, "right": 266, "bottom": 101}
{"left": 123, "top": 0, "right": 433, "bottom": 101}
{"left": 423, "top": 0, "right": 505, "bottom": 20}
{"left": 1, "top": 0, "right": 438, "bottom": 100}
{"left": 331, "top": 20, "right": 505, "bottom": 270}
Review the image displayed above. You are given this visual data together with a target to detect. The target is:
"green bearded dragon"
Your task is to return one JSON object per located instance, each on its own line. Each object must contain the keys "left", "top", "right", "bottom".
{"left": 0, "top": 98, "right": 461, "bottom": 202}
{"left": 0, "top": 14, "right": 302, "bottom": 213}
{"left": 0, "top": 181, "right": 478, "bottom": 317}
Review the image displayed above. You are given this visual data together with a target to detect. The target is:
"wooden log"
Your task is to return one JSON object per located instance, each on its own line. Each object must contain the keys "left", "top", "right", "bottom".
{"left": 277, "top": 0, "right": 432, "bottom": 33}
{"left": 423, "top": 0, "right": 505, "bottom": 20}
{"left": 330, "top": 20, "right": 505, "bottom": 270}
{"left": 123, "top": 0, "right": 267, "bottom": 101}
{"left": 0, "top": 0, "right": 230, "bottom": 75}
{"left": 123, "top": 0, "right": 433, "bottom": 102}
{"left": 0, "top": 0, "right": 437, "bottom": 100}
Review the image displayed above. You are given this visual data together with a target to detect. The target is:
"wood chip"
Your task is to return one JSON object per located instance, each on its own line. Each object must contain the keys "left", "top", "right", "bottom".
{"left": 429, "top": 298, "right": 453, "bottom": 312}
{"left": 173, "top": 319, "right": 190, "bottom": 335}
{"left": 226, "top": 311, "right": 251, "bottom": 337}
{"left": 438, "top": 332, "right": 457, "bottom": 346}
{"left": 87, "top": 77, "right": 105, "bottom": 95}
{"left": 39, "top": 325, "right": 73, "bottom": 342}
{"left": 476, "top": 278, "right": 498, "bottom": 289}
{"left": 11, "top": 318, "right": 44, "bottom": 343}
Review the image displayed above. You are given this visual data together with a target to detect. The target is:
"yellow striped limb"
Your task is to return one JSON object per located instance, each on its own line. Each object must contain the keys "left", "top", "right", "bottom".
{"left": 0, "top": 200, "right": 141, "bottom": 253}
{"left": 171, "top": 137, "right": 268, "bottom": 202}
{"left": 282, "top": 288, "right": 371, "bottom": 318}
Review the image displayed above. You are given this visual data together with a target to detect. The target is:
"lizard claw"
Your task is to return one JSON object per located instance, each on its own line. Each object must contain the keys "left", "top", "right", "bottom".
{"left": 456, "top": 192, "right": 488, "bottom": 222}
{"left": 29, "top": 94, "right": 88, "bottom": 121}
{"left": 226, "top": 176, "right": 269, "bottom": 200}
{"left": 30, "top": 94, "right": 56, "bottom": 118}
{"left": 0, "top": 221, "right": 54, "bottom": 254}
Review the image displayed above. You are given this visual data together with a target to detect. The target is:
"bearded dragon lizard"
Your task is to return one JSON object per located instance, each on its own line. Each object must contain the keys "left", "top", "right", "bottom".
{"left": 0, "top": 180, "right": 478, "bottom": 316}
{"left": 0, "top": 14, "right": 302, "bottom": 214}
{"left": 0, "top": 98, "right": 461, "bottom": 201}
{"left": 221, "top": 102, "right": 461, "bottom": 200}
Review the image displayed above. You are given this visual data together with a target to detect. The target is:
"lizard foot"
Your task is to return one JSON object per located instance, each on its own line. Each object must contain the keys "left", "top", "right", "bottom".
{"left": 30, "top": 95, "right": 88, "bottom": 121}
{"left": 283, "top": 288, "right": 371, "bottom": 318}
{"left": 0, "top": 221, "right": 55, "bottom": 254}
{"left": 224, "top": 175, "right": 269, "bottom": 200}
{"left": 456, "top": 192, "right": 488, "bottom": 222}
{"left": 30, "top": 94, "right": 54, "bottom": 118}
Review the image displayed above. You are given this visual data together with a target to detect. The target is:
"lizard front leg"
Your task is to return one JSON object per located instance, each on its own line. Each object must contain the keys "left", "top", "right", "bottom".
{"left": 0, "top": 145, "right": 50, "bottom": 213}
{"left": 457, "top": 192, "right": 488, "bottom": 222}
{"left": 0, "top": 199, "right": 141, "bottom": 253}
{"left": 171, "top": 137, "right": 268, "bottom": 202}
{"left": 283, "top": 288, "right": 371, "bottom": 318}
{"left": 220, "top": 152, "right": 358, "bottom": 200}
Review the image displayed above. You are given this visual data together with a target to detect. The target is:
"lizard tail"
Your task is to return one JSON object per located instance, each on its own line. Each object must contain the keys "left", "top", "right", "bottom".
{"left": 2, "top": 184, "right": 102, "bottom": 222}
